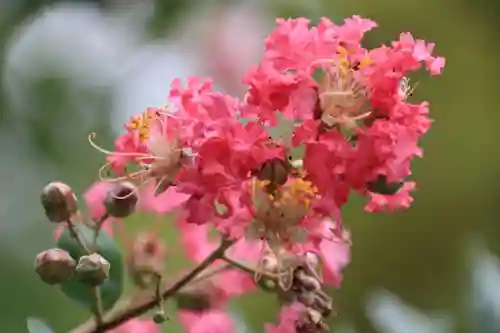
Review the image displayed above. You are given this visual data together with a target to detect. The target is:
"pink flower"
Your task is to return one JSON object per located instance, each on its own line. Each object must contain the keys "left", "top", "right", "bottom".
{"left": 81, "top": 18, "right": 444, "bottom": 326}
{"left": 84, "top": 181, "right": 113, "bottom": 220}
{"left": 179, "top": 310, "right": 235, "bottom": 333}
{"left": 109, "top": 318, "right": 159, "bottom": 333}
{"left": 265, "top": 303, "right": 306, "bottom": 333}
{"left": 139, "top": 182, "right": 190, "bottom": 214}
{"left": 317, "top": 220, "right": 351, "bottom": 287}
{"left": 352, "top": 119, "right": 422, "bottom": 186}
{"left": 365, "top": 181, "right": 416, "bottom": 212}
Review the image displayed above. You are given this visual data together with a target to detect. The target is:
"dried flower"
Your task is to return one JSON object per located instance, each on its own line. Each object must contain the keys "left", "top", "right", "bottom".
{"left": 152, "top": 310, "right": 167, "bottom": 324}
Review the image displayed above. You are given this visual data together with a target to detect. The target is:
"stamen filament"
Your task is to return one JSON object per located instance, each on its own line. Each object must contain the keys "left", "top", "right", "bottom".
{"left": 88, "top": 133, "right": 150, "bottom": 158}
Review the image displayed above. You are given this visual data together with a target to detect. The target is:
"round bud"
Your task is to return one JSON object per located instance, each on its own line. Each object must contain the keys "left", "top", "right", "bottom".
{"left": 256, "top": 158, "right": 289, "bottom": 187}
{"left": 76, "top": 253, "right": 110, "bottom": 286}
{"left": 153, "top": 310, "right": 167, "bottom": 324}
{"left": 104, "top": 182, "right": 138, "bottom": 218}
{"left": 41, "top": 182, "right": 78, "bottom": 222}
{"left": 35, "top": 248, "right": 76, "bottom": 285}
{"left": 257, "top": 277, "right": 277, "bottom": 292}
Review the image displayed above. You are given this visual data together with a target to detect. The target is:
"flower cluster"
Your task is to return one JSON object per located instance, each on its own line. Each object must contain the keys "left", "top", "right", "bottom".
{"left": 35, "top": 16, "right": 444, "bottom": 333}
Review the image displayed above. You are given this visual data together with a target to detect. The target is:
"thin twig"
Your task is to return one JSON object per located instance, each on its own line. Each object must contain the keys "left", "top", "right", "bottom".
{"left": 90, "top": 214, "right": 108, "bottom": 329}
{"left": 66, "top": 219, "right": 91, "bottom": 253}
{"left": 152, "top": 272, "right": 168, "bottom": 320}
{"left": 92, "top": 213, "right": 109, "bottom": 247}
{"left": 70, "top": 239, "right": 235, "bottom": 333}
{"left": 221, "top": 255, "right": 258, "bottom": 275}
{"left": 222, "top": 255, "right": 280, "bottom": 281}
{"left": 67, "top": 217, "right": 106, "bottom": 329}
{"left": 93, "top": 288, "right": 104, "bottom": 332}
{"left": 191, "top": 263, "right": 231, "bottom": 283}
{"left": 154, "top": 274, "right": 163, "bottom": 306}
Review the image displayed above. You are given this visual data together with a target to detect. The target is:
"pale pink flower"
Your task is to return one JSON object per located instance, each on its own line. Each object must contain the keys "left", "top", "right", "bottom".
{"left": 365, "top": 181, "right": 416, "bottom": 213}
{"left": 318, "top": 221, "right": 351, "bottom": 287}
{"left": 264, "top": 303, "right": 306, "bottom": 333}
{"left": 179, "top": 310, "right": 235, "bottom": 333}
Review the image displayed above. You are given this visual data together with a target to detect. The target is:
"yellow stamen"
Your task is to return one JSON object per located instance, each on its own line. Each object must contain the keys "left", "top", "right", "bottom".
{"left": 275, "top": 178, "right": 318, "bottom": 209}
{"left": 127, "top": 108, "right": 165, "bottom": 142}
{"left": 257, "top": 180, "right": 271, "bottom": 188}
{"left": 359, "top": 56, "right": 372, "bottom": 69}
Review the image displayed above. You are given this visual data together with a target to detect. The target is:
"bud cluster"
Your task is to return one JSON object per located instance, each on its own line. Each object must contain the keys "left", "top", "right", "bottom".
{"left": 35, "top": 181, "right": 137, "bottom": 287}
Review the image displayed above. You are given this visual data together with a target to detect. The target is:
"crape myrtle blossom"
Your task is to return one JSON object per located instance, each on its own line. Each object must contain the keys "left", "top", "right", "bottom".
{"left": 72, "top": 15, "right": 444, "bottom": 333}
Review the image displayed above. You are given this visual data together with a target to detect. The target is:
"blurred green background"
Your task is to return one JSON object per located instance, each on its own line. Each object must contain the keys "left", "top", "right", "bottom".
{"left": 0, "top": 0, "right": 497, "bottom": 332}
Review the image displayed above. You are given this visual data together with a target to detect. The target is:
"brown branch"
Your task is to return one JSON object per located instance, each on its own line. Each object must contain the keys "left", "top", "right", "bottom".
{"left": 70, "top": 239, "right": 235, "bottom": 333}
{"left": 91, "top": 214, "right": 109, "bottom": 329}
{"left": 66, "top": 219, "right": 104, "bottom": 328}
{"left": 221, "top": 255, "right": 258, "bottom": 275}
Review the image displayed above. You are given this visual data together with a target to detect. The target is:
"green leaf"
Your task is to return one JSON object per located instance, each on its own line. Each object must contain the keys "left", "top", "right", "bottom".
{"left": 57, "top": 223, "right": 124, "bottom": 311}
{"left": 311, "top": 67, "right": 326, "bottom": 84}
{"left": 367, "top": 175, "right": 405, "bottom": 195}
{"left": 26, "top": 317, "right": 54, "bottom": 333}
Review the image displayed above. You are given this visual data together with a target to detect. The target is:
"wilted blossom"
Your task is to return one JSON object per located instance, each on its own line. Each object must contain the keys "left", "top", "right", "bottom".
{"left": 79, "top": 15, "right": 444, "bottom": 332}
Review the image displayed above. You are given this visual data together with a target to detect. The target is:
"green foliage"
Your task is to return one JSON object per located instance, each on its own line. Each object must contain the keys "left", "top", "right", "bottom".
{"left": 26, "top": 317, "right": 54, "bottom": 333}
{"left": 57, "top": 224, "right": 124, "bottom": 312}
{"left": 147, "top": 0, "right": 195, "bottom": 38}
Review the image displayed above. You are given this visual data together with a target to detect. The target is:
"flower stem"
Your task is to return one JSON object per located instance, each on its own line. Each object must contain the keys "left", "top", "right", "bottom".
{"left": 221, "top": 255, "right": 258, "bottom": 275}
{"left": 92, "top": 213, "right": 109, "bottom": 248}
{"left": 66, "top": 218, "right": 106, "bottom": 329}
{"left": 93, "top": 288, "right": 104, "bottom": 332}
{"left": 66, "top": 219, "right": 91, "bottom": 253}
{"left": 70, "top": 238, "right": 235, "bottom": 333}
